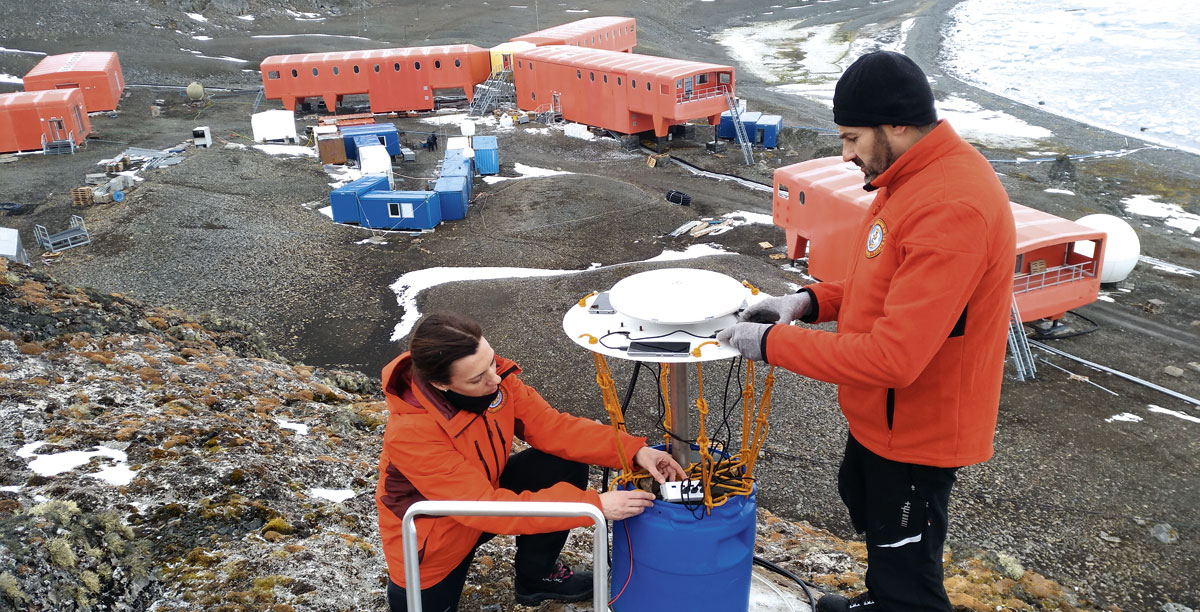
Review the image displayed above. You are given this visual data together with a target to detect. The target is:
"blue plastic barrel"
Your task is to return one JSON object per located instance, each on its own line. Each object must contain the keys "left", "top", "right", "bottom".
{"left": 610, "top": 452, "right": 756, "bottom": 611}
{"left": 112, "top": 190, "right": 124, "bottom": 203}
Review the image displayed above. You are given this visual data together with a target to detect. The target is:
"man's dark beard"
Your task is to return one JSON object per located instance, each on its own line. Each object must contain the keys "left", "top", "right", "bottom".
{"left": 859, "top": 126, "right": 897, "bottom": 186}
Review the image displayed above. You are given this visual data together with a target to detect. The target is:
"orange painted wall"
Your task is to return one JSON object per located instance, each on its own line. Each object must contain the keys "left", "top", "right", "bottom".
{"left": 261, "top": 45, "right": 491, "bottom": 113}
{"left": 23, "top": 52, "right": 124, "bottom": 112}
{"left": 0, "top": 90, "right": 91, "bottom": 153}
{"left": 511, "top": 17, "right": 637, "bottom": 52}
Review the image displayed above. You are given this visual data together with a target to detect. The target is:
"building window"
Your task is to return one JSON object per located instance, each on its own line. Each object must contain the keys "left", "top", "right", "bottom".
{"left": 617, "top": 76, "right": 622, "bottom": 86}
{"left": 415, "top": 61, "right": 421, "bottom": 70}
{"left": 719, "top": 73, "right": 730, "bottom": 84}
{"left": 268, "top": 71, "right": 280, "bottom": 80}
{"left": 777, "top": 184, "right": 790, "bottom": 200}
{"left": 697, "top": 74, "right": 709, "bottom": 84}
{"left": 374, "top": 64, "right": 380, "bottom": 73}
{"left": 676, "top": 79, "right": 682, "bottom": 88}
{"left": 577, "top": 70, "right": 582, "bottom": 79}
{"left": 455, "top": 58, "right": 461, "bottom": 68}
{"left": 647, "top": 82, "right": 651, "bottom": 91}
{"left": 312, "top": 67, "right": 319, "bottom": 76}
{"left": 531, "top": 92, "right": 536, "bottom": 101}
{"left": 333, "top": 66, "right": 340, "bottom": 75}
{"left": 394, "top": 62, "right": 401, "bottom": 71}
{"left": 435, "top": 60, "right": 441, "bottom": 69}
{"left": 388, "top": 202, "right": 414, "bottom": 218}
{"left": 631, "top": 79, "right": 637, "bottom": 89}
{"left": 353, "top": 65, "right": 360, "bottom": 74}
{"left": 603, "top": 74, "right": 608, "bottom": 84}
{"left": 518, "top": 60, "right": 522, "bottom": 68}
{"left": 590, "top": 71, "right": 594, "bottom": 81}
{"left": 291, "top": 69, "right": 298, "bottom": 78}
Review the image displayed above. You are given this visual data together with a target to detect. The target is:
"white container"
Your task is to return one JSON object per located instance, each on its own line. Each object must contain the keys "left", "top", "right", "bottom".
{"left": 359, "top": 144, "right": 394, "bottom": 190}
{"left": 192, "top": 126, "right": 212, "bottom": 148}
{"left": 251, "top": 109, "right": 299, "bottom": 143}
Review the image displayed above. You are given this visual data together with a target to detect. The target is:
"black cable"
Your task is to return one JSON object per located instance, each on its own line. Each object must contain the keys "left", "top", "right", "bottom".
{"left": 752, "top": 556, "right": 820, "bottom": 607}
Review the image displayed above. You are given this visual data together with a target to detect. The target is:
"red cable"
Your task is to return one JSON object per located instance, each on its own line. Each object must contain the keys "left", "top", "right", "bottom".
{"left": 608, "top": 520, "right": 634, "bottom": 606}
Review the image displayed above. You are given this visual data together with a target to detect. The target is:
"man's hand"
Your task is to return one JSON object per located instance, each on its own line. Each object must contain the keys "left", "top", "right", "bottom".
{"left": 598, "top": 489, "right": 656, "bottom": 520}
{"left": 717, "top": 322, "right": 772, "bottom": 361}
{"left": 633, "top": 446, "right": 687, "bottom": 484}
{"left": 740, "top": 292, "right": 812, "bottom": 324}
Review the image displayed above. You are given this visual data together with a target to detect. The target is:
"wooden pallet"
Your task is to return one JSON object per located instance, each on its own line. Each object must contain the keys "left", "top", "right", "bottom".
{"left": 71, "top": 187, "right": 95, "bottom": 206}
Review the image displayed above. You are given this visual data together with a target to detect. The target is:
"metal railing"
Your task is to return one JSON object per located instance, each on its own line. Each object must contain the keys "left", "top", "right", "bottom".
{"left": 1012, "top": 261, "right": 1096, "bottom": 294}
{"left": 1007, "top": 295, "right": 1036, "bottom": 381}
{"left": 675, "top": 84, "right": 726, "bottom": 104}
{"left": 401, "top": 500, "right": 608, "bottom": 612}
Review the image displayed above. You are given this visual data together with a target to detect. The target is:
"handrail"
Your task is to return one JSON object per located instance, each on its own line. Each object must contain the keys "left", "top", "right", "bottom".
{"left": 1013, "top": 261, "right": 1096, "bottom": 294}
{"left": 676, "top": 84, "right": 726, "bottom": 103}
{"left": 401, "top": 500, "right": 608, "bottom": 612}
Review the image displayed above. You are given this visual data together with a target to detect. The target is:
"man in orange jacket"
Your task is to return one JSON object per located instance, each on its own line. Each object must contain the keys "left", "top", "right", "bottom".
{"left": 377, "top": 312, "right": 685, "bottom": 611}
{"left": 719, "top": 51, "right": 1016, "bottom": 612}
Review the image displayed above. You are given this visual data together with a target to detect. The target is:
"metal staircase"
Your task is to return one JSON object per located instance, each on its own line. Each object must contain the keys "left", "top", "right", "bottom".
{"left": 1007, "top": 296, "right": 1037, "bottom": 381}
{"left": 42, "top": 132, "right": 77, "bottom": 155}
{"left": 468, "top": 68, "right": 515, "bottom": 117}
{"left": 722, "top": 88, "right": 753, "bottom": 166}
{"left": 251, "top": 87, "right": 266, "bottom": 115}
{"left": 533, "top": 93, "right": 562, "bottom": 124}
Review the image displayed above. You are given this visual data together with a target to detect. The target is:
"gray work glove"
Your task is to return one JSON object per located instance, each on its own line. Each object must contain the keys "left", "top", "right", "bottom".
{"left": 739, "top": 291, "right": 813, "bottom": 324}
{"left": 717, "top": 322, "right": 773, "bottom": 362}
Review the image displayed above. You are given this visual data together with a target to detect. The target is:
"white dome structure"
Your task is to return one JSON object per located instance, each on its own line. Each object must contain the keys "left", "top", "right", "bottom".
{"left": 1074, "top": 214, "right": 1141, "bottom": 283}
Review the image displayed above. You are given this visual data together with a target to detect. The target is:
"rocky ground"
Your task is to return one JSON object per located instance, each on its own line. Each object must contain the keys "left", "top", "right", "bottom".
{"left": 2, "top": 0, "right": 1199, "bottom": 610}
{"left": 0, "top": 257, "right": 1112, "bottom": 611}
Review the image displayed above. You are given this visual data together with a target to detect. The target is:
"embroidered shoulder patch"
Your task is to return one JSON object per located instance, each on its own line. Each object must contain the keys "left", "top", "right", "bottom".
{"left": 865, "top": 218, "right": 888, "bottom": 258}
{"left": 487, "top": 389, "right": 506, "bottom": 412}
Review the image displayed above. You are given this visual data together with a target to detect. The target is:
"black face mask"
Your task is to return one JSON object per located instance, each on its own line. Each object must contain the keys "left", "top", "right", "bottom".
{"left": 441, "top": 388, "right": 500, "bottom": 415}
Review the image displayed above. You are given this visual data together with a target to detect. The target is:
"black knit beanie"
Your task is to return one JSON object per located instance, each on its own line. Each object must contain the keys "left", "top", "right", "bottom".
{"left": 833, "top": 51, "right": 936, "bottom": 127}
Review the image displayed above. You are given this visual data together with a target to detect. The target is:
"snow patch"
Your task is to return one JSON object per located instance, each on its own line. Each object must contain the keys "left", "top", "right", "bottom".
{"left": 186, "top": 12, "right": 208, "bottom": 22}
{"left": 0, "top": 73, "right": 23, "bottom": 84}
{"left": 482, "top": 163, "right": 573, "bottom": 184}
{"left": 198, "top": 55, "right": 249, "bottom": 64}
{"left": 936, "top": 95, "right": 1053, "bottom": 148}
{"left": 237, "top": 15, "right": 255, "bottom": 21}
{"left": 277, "top": 419, "right": 309, "bottom": 435}
{"left": 310, "top": 488, "right": 356, "bottom": 503}
{"left": 18, "top": 443, "right": 136, "bottom": 486}
{"left": 1105, "top": 412, "right": 1143, "bottom": 423}
{"left": 254, "top": 144, "right": 316, "bottom": 157}
{"left": 0, "top": 46, "right": 46, "bottom": 56}
{"left": 1044, "top": 188, "right": 1075, "bottom": 195}
{"left": 252, "top": 33, "right": 371, "bottom": 41}
{"left": 389, "top": 245, "right": 733, "bottom": 341}
{"left": 1147, "top": 405, "right": 1200, "bottom": 424}
{"left": 1122, "top": 194, "right": 1200, "bottom": 235}
{"left": 192, "top": 35, "right": 213, "bottom": 41}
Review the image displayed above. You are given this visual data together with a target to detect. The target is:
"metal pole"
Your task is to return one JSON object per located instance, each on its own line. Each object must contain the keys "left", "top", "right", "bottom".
{"left": 668, "top": 364, "right": 691, "bottom": 467}
{"left": 401, "top": 500, "right": 608, "bottom": 612}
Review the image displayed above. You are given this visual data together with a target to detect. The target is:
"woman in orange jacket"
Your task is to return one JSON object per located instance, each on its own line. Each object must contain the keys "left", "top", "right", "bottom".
{"left": 376, "top": 312, "right": 684, "bottom": 612}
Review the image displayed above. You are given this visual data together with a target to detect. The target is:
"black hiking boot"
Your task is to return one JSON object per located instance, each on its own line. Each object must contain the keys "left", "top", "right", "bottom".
{"left": 816, "top": 590, "right": 879, "bottom": 612}
{"left": 514, "top": 560, "right": 593, "bottom": 606}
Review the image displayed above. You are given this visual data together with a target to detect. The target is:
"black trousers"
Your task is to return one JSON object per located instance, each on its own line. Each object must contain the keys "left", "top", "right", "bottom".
{"left": 838, "top": 434, "right": 958, "bottom": 612}
{"left": 387, "top": 448, "right": 589, "bottom": 612}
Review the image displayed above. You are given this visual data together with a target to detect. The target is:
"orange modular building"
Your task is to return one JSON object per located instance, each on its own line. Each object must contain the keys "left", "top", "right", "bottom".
{"left": 0, "top": 90, "right": 91, "bottom": 154}
{"left": 260, "top": 45, "right": 492, "bottom": 113}
{"left": 772, "top": 157, "right": 1105, "bottom": 322}
{"left": 510, "top": 16, "right": 637, "bottom": 52}
{"left": 22, "top": 52, "right": 124, "bottom": 113}
{"left": 513, "top": 46, "right": 734, "bottom": 137}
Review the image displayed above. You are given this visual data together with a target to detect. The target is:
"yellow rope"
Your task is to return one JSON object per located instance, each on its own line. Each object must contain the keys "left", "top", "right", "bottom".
{"left": 694, "top": 363, "right": 714, "bottom": 513}
{"left": 745, "top": 366, "right": 777, "bottom": 480}
{"left": 739, "top": 360, "right": 756, "bottom": 465}
{"left": 591, "top": 353, "right": 633, "bottom": 476}
{"left": 659, "top": 362, "right": 674, "bottom": 451}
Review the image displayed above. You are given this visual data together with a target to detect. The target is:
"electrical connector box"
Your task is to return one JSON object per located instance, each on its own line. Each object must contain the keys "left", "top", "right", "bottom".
{"left": 661, "top": 480, "right": 704, "bottom": 503}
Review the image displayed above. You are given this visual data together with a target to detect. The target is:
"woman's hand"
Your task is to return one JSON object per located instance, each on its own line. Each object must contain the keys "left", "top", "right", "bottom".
{"left": 633, "top": 446, "right": 687, "bottom": 484}
{"left": 598, "top": 489, "right": 656, "bottom": 521}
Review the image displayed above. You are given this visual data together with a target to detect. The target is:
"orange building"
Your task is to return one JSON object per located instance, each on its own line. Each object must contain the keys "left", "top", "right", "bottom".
{"left": 260, "top": 45, "right": 492, "bottom": 113}
{"left": 22, "top": 52, "right": 124, "bottom": 113}
{"left": 0, "top": 90, "right": 91, "bottom": 154}
{"left": 772, "top": 157, "right": 1105, "bottom": 322}
{"left": 513, "top": 46, "right": 733, "bottom": 137}
{"left": 510, "top": 16, "right": 637, "bottom": 52}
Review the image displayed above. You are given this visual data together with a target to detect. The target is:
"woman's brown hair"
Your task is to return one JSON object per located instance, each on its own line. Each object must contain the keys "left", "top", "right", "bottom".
{"left": 409, "top": 312, "right": 483, "bottom": 385}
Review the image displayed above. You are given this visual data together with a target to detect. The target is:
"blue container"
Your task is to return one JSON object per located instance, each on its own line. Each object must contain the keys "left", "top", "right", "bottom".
{"left": 610, "top": 449, "right": 756, "bottom": 612}
{"left": 441, "top": 159, "right": 473, "bottom": 180}
{"left": 359, "top": 191, "right": 442, "bottom": 230}
{"left": 757, "top": 114, "right": 783, "bottom": 148}
{"left": 341, "top": 124, "right": 401, "bottom": 158}
{"left": 739, "top": 111, "right": 763, "bottom": 144}
{"left": 443, "top": 150, "right": 474, "bottom": 175}
{"left": 434, "top": 176, "right": 470, "bottom": 221}
{"left": 329, "top": 174, "right": 390, "bottom": 224}
{"left": 717, "top": 110, "right": 736, "bottom": 139}
{"left": 473, "top": 135, "right": 500, "bottom": 175}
